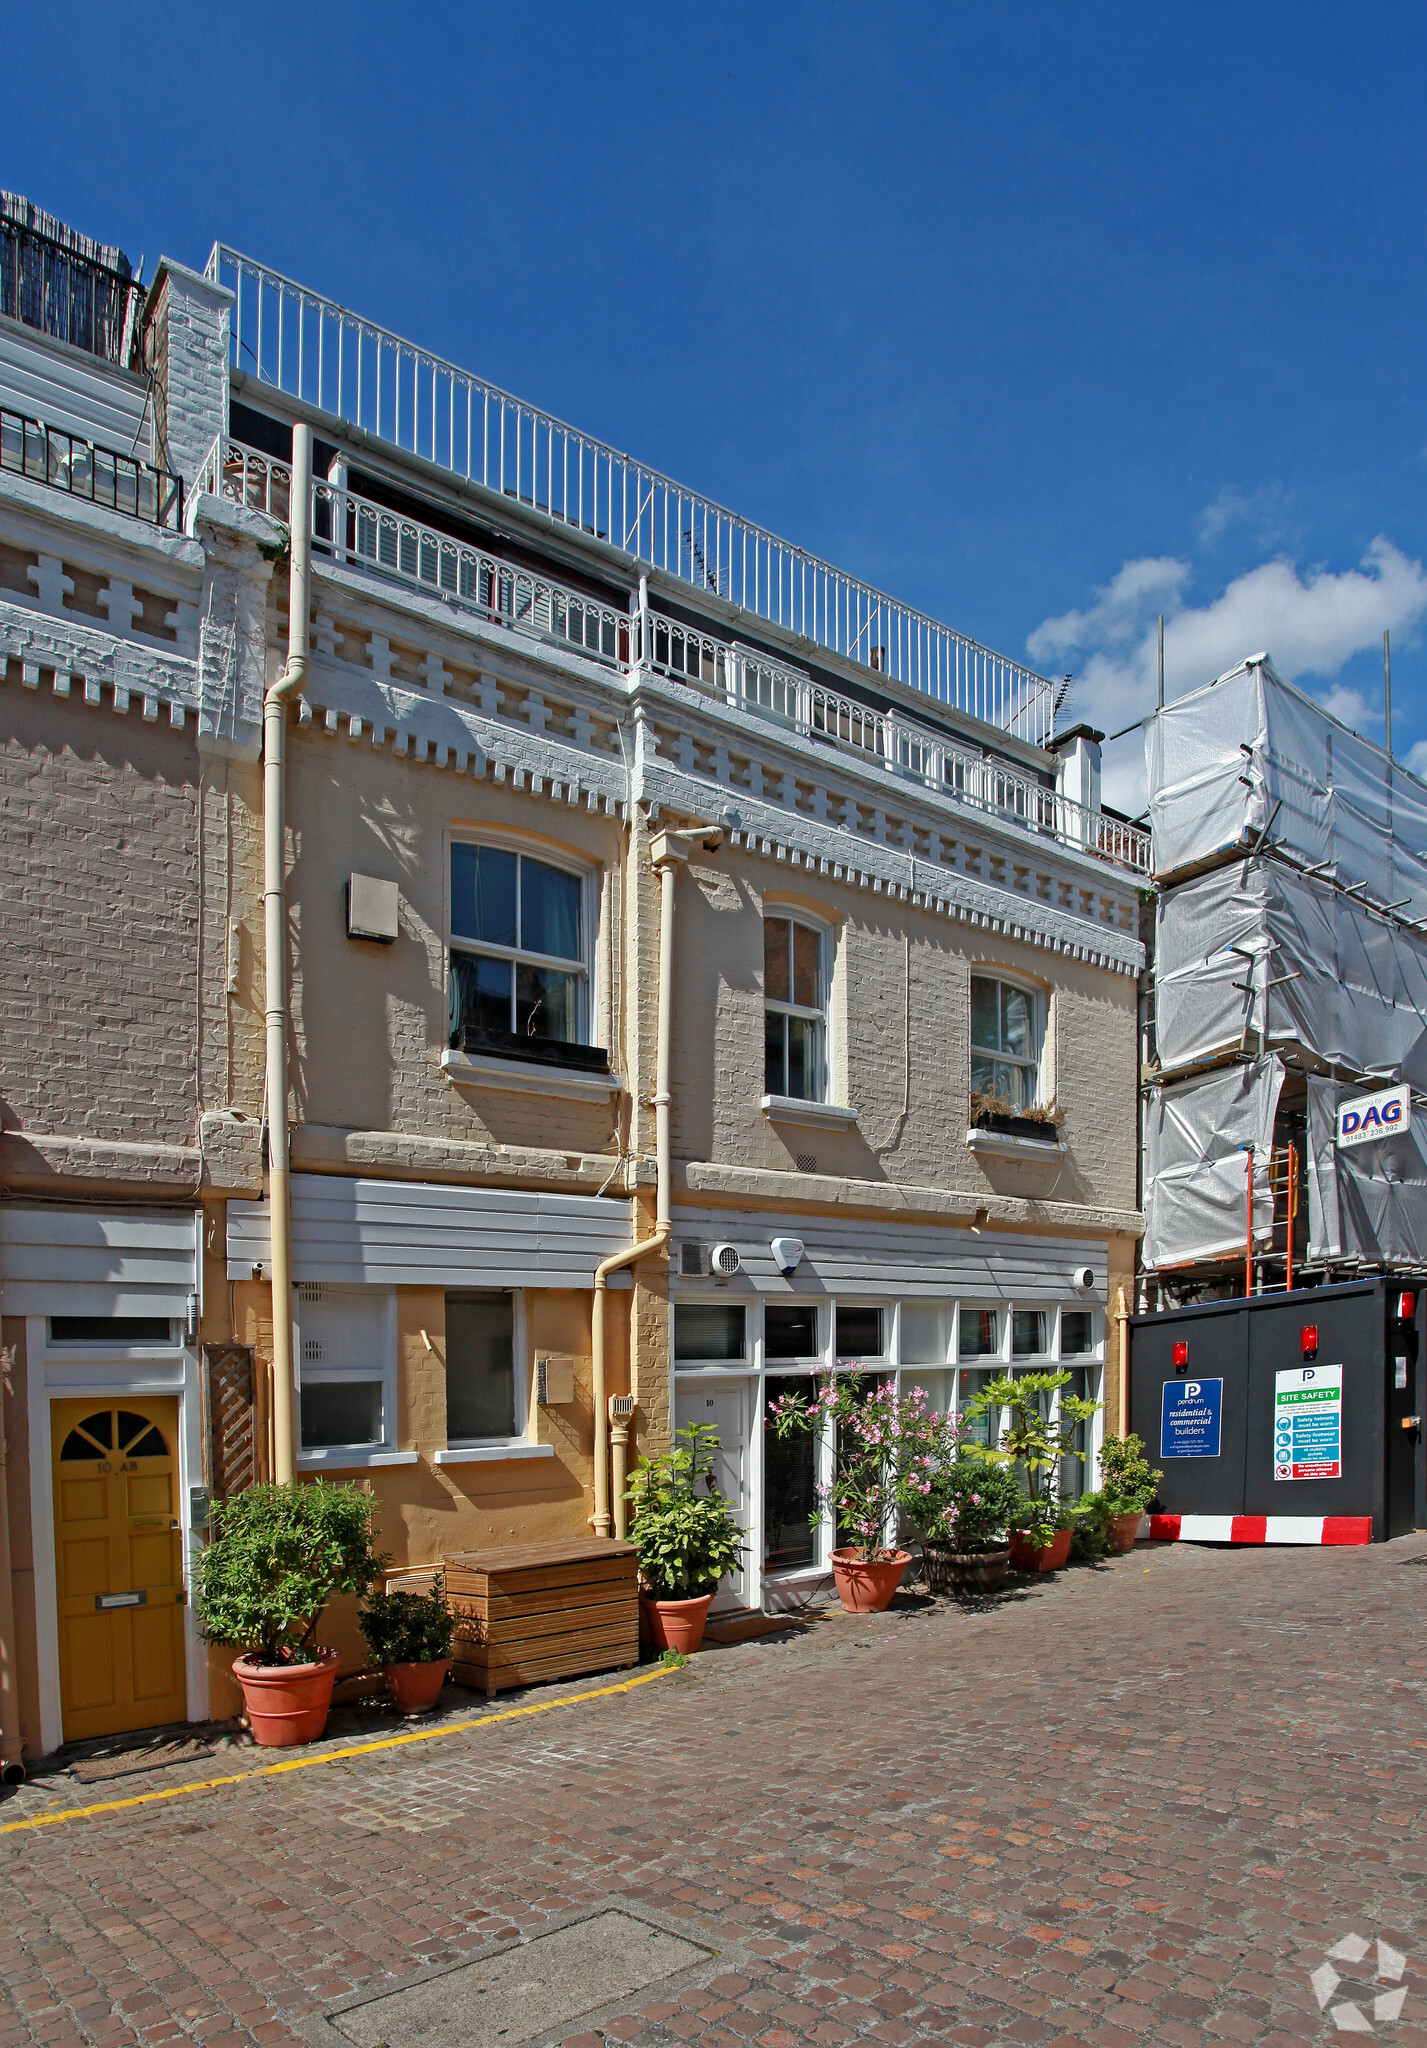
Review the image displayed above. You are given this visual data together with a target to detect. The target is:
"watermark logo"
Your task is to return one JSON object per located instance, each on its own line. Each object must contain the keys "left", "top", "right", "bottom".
{"left": 1311, "top": 1934, "right": 1407, "bottom": 2032}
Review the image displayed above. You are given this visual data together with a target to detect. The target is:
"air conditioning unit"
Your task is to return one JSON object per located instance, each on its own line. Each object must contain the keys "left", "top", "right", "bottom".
{"left": 710, "top": 1242, "right": 742, "bottom": 1280}
{"left": 680, "top": 1242, "right": 709, "bottom": 1277}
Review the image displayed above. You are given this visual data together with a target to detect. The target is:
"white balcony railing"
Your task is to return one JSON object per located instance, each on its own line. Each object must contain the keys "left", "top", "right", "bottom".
{"left": 639, "top": 612, "right": 1150, "bottom": 872}
{"left": 206, "top": 243, "right": 1060, "bottom": 747}
{"left": 197, "top": 436, "right": 1149, "bottom": 875}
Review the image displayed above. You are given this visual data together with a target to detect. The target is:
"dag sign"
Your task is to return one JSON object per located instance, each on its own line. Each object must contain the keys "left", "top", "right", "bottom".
{"left": 1274, "top": 1363, "right": 1342, "bottom": 1481}
{"left": 1336, "top": 1083, "right": 1410, "bottom": 1150}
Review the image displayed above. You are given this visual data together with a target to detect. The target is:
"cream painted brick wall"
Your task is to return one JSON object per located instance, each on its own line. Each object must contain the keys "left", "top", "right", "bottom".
{"left": 671, "top": 850, "right": 1138, "bottom": 1215}
{"left": 272, "top": 727, "right": 629, "bottom": 1156}
{"left": 1, "top": 685, "right": 199, "bottom": 1144}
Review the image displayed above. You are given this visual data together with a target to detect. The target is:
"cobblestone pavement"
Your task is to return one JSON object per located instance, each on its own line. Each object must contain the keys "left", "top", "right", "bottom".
{"left": 4, "top": 1538, "right": 1427, "bottom": 2048}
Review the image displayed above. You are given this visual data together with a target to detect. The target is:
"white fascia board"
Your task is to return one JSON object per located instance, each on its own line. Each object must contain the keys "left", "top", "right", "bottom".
{"left": 0, "top": 595, "right": 200, "bottom": 716}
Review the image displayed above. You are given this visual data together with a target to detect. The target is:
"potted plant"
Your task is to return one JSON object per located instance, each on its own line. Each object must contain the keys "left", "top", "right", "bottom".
{"left": 969, "top": 1088, "right": 1066, "bottom": 1144}
{"left": 769, "top": 1375, "right": 941, "bottom": 1612}
{"left": 1099, "top": 1431, "right": 1162, "bottom": 1550}
{"left": 1068, "top": 1489, "right": 1115, "bottom": 1562}
{"left": 962, "top": 1371, "right": 1100, "bottom": 1573}
{"left": 626, "top": 1423, "right": 745, "bottom": 1653}
{"left": 194, "top": 1480, "right": 386, "bottom": 1746}
{"left": 919, "top": 1449, "right": 1026, "bottom": 1598}
{"left": 360, "top": 1575, "right": 455, "bottom": 1715}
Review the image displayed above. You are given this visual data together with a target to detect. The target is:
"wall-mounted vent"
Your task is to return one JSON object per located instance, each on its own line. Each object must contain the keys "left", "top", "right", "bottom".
{"left": 680, "top": 1242, "right": 708, "bottom": 1277}
{"left": 795, "top": 1153, "right": 818, "bottom": 1175}
{"left": 302, "top": 1337, "right": 324, "bottom": 1364}
{"left": 710, "top": 1242, "right": 742, "bottom": 1279}
{"left": 299, "top": 1282, "right": 325, "bottom": 1305}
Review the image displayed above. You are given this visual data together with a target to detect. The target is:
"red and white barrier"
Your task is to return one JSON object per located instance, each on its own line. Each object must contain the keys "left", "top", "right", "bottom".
{"left": 1148, "top": 1513, "right": 1372, "bottom": 1546}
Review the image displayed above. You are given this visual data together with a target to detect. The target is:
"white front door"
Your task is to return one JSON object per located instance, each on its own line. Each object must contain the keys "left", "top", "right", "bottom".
{"left": 675, "top": 1380, "right": 752, "bottom": 1612}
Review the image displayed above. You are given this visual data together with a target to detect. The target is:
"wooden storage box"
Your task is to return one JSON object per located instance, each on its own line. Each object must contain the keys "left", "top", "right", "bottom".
{"left": 439, "top": 1539, "right": 640, "bottom": 1699}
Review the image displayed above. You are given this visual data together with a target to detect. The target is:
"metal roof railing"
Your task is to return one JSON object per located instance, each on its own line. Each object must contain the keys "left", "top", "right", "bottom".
{"left": 206, "top": 242, "right": 1059, "bottom": 747}
{"left": 1, "top": 216, "right": 141, "bottom": 368}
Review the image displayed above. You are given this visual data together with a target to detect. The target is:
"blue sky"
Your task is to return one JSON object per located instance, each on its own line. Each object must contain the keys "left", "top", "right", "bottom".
{"left": 10, "top": 3, "right": 1427, "bottom": 806}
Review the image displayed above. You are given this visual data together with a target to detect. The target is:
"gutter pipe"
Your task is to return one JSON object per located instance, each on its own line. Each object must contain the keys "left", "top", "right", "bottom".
{"left": 264, "top": 423, "right": 312, "bottom": 1487}
{"left": 0, "top": 1363, "right": 25, "bottom": 1779}
{"left": 591, "top": 825, "right": 720, "bottom": 1539}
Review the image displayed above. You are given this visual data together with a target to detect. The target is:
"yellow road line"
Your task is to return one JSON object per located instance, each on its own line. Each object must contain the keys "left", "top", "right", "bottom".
{"left": 0, "top": 1664, "right": 679, "bottom": 1838}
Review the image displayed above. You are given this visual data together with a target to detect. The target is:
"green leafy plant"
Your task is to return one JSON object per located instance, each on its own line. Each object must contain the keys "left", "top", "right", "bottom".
{"left": 922, "top": 1455, "right": 1027, "bottom": 1553}
{"left": 768, "top": 1375, "right": 945, "bottom": 1560}
{"left": 961, "top": 1371, "right": 1101, "bottom": 1547}
{"left": 360, "top": 1578, "right": 455, "bottom": 1667}
{"left": 1098, "top": 1432, "right": 1162, "bottom": 1514}
{"left": 626, "top": 1423, "right": 746, "bottom": 1600}
{"left": 194, "top": 1481, "right": 387, "bottom": 1666}
{"left": 1068, "top": 1489, "right": 1115, "bottom": 1562}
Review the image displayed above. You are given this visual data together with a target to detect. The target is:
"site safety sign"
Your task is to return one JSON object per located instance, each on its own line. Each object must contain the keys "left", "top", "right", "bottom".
{"left": 1274, "top": 1363, "right": 1342, "bottom": 1481}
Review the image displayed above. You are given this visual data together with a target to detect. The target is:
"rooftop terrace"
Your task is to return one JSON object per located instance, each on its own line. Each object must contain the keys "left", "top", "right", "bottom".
{"left": 207, "top": 244, "right": 1061, "bottom": 751}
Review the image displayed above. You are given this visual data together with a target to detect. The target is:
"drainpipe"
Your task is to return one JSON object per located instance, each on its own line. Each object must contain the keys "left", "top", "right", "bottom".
{"left": 264, "top": 424, "right": 312, "bottom": 1487}
{"left": 590, "top": 826, "right": 721, "bottom": 1538}
{"left": 0, "top": 1363, "right": 25, "bottom": 1780}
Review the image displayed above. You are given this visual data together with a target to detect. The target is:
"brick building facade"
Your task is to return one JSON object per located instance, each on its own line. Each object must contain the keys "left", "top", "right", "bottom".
{"left": 0, "top": 208, "right": 1147, "bottom": 1759}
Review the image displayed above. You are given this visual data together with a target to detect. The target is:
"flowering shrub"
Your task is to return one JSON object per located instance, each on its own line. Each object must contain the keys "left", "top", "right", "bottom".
{"left": 768, "top": 1373, "right": 946, "bottom": 1560}
{"left": 921, "top": 1456, "right": 1026, "bottom": 1553}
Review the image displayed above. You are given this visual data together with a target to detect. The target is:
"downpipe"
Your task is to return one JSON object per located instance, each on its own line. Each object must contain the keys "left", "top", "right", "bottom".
{"left": 591, "top": 827, "right": 720, "bottom": 1539}
{"left": 264, "top": 424, "right": 312, "bottom": 1487}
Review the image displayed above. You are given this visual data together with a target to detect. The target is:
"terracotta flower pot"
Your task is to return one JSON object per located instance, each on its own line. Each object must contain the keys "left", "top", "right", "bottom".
{"left": 1008, "top": 1527, "right": 1072, "bottom": 1574}
{"left": 232, "top": 1648, "right": 340, "bottom": 1747}
{"left": 1109, "top": 1512, "right": 1142, "bottom": 1553}
{"left": 830, "top": 1547, "right": 911, "bottom": 1613}
{"left": 385, "top": 1658, "right": 451, "bottom": 1715}
{"left": 922, "top": 1541, "right": 1011, "bottom": 1599}
{"left": 640, "top": 1592, "right": 714, "bottom": 1653}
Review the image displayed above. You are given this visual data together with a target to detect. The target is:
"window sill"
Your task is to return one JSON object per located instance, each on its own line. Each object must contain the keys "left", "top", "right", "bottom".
{"left": 760, "top": 1094, "right": 859, "bottom": 1130}
{"left": 440, "top": 1048, "right": 622, "bottom": 1101}
{"left": 297, "top": 1448, "right": 419, "bottom": 1470}
{"left": 965, "top": 1127, "right": 1065, "bottom": 1161}
{"left": 433, "top": 1441, "right": 556, "bottom": 1464}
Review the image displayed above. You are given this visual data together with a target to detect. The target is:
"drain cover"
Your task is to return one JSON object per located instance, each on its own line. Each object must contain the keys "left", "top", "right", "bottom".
{"left": 328, "top": 1912, "right": 710, "bottom": 2048}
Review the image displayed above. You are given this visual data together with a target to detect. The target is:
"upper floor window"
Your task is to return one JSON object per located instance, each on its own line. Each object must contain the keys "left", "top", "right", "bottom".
{"left": 764, "top": 916, "right": 826, "bottom": 1101}
{"left": 971, "top": 974, "right": 1043, "bottom": 1111}
{"left": 449, "top": 843, "right": 586, "bottom": 1052}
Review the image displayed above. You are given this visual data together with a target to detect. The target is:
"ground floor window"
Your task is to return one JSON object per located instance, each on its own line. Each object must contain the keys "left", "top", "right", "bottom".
{"left": 295, "top": 1285, "right": 397, "bottom": 1455}
{"left": 446, "top": 1289, "right": 517, "bottom": 1441}
{"left": 763, "top": 1392, "right": 818, "bottom": 1571}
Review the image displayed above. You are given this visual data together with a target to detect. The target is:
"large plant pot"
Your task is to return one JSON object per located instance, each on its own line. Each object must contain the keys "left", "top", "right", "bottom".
{"left": 922, "top": 1541, "right": 1011, "bottom": 1599}
{"left": 1109, "top": 1512, "right": 1142, "bottom": 1554}
{"left": 640, "top": 1592, "right": 714, "bottom": 1654}
{"left": 830, "top": 1548, "right": 911, "bottom": 1613}
{"left": 385, "top": 1658, "right": 451, "bottom": 1715}
{"left": 232, "top": 1648, "right": 340, "bottom": 1747}
{"left": 1008, "top": 1528, "right": 1072, "bottom": 1574}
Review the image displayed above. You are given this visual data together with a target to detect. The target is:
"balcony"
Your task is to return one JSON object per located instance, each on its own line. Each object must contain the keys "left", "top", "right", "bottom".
{"left": 201, "top": 433, "right": 1150, "bottom": 878}
{"left": 1, "top": 215, "right": 141, "bottom": 368}
{"left": 206, "top": 243, "right": 1061, "bottom": 748}
{"left": 1, "top": 406, "right": 183, "bottom": 530}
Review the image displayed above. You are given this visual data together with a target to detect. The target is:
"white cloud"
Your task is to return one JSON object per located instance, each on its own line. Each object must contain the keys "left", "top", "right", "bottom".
{"left": 1407, "top": 739, "right": 1427, "bottom": 779}
{"left": 1029, "top": 536, "right": 1427, "bottom": 813}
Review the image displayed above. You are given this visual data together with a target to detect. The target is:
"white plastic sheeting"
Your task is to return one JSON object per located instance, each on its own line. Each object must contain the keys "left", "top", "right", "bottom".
{"left": 1306, "top": 1075, "right": 1427, "bottom": 1266}
{"left": 1146, "top": 658, "right": 1427, "bottom": 913}
{"left": 1143, "top": 1056, "right": 1283, "bottom": 1269}
{"left": 1155, "top": 860, "right": 1427, "bottom": 1082}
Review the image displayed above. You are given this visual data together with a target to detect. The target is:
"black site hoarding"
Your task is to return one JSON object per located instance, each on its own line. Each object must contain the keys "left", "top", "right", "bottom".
{"left": 1128, "top": 1280, "right": 1422, "bottom": 1541}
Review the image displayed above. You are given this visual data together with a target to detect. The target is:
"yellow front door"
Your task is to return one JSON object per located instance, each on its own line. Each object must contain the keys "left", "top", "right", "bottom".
{"left": 51, "top": 1397, "right": 187, "bottom": 1742}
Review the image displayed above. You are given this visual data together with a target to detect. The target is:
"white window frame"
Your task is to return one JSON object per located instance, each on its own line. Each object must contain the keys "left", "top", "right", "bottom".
{"left": 763, "top": 911, "right": 831, "bottom": 1104}
{"left": 672, "top": 1296, "right": 751, "bottom": 1370}
{"left": 294, "top": 1284, "right": 402, "bottom": 1468}
{"left": 448, "top": 832, "right": 596, "bottom": 1047}
{"left": 442, "top": 1285, "right": 530, "bottom": 1451}
{"left": 970, "top": 970, "right": 1046, "bottom": 1110}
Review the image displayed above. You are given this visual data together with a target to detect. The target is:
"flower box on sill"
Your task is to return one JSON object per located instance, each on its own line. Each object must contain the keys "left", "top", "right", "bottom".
{"left": 972, "top": 1110, "right": 1060, "bottom": 1143}
{"left": 450, "top": 1028, "right": 610, "bottom": 1075}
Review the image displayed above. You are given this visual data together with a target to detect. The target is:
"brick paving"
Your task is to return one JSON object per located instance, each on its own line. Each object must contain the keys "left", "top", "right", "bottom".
{"left": 4, "top": 1538, "right": 1427, "bottom": 2048}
